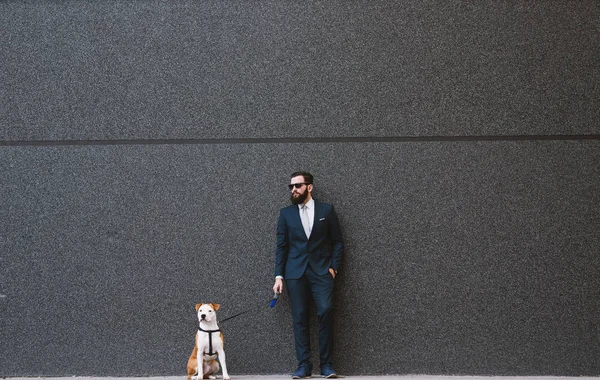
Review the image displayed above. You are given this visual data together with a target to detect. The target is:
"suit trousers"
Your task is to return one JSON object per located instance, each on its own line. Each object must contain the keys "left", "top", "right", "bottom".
{"left": 285, "top": 263, "right": 335, "bottom": 366}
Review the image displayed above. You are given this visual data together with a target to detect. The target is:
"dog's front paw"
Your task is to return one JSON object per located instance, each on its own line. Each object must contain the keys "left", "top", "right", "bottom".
{"left": 223, "top": 376, "right": 230, "bottom": 380}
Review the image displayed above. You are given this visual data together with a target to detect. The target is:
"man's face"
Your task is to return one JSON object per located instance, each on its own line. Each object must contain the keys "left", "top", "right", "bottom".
{"left": 289, "top": 175, "right": 312, "bottom": 205}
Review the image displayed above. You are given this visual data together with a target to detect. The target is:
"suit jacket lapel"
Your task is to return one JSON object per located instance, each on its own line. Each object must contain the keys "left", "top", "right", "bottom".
{"left": 311, "top": 200, "right": 321, "bottom": 239}
{"left": 288, "top": 204, "right": 306, "bottom": 240}
{"left": 313, "top": 200, "right": 320, "bottom": 220}
{"left": 290, "top": 204, "right": 302, "bottom": 225}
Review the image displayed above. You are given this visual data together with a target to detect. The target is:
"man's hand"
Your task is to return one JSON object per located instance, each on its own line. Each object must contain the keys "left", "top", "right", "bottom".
{"left": 273, "top": 278, "right": 284, "bottom": 294}
{"left": 329, "top": 268, "right": 336, "bottom": 279}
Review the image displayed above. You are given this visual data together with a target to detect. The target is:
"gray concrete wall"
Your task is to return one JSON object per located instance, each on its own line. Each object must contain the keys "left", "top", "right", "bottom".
{"left": 1, "top": 1, "right": 599, "bottom": 377}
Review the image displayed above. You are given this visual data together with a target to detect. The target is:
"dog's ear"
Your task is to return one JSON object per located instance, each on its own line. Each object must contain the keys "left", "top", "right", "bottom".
{"left": 195, "top": 303, "right": 203, "bottom": 311}
{"left": 211, "top": 303, "right": 221, "bottom": 311}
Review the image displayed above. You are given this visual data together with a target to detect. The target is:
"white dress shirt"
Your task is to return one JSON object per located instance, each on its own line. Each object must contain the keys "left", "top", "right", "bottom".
{"left": 299, "top": 198, "right": 315, "bottom": 237}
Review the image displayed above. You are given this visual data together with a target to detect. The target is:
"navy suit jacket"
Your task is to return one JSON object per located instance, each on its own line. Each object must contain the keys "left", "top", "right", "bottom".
{"left": 275, "top": 200, "right": 344, "bottom": 280}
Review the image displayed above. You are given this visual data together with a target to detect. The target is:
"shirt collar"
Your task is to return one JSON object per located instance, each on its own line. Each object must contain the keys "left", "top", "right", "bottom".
{"left": 299, "top": 198, "right": 315, "bottom": 210}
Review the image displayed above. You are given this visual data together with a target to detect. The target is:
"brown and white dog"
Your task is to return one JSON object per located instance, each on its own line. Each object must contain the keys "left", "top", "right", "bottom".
{"left": 187, "top": 303, "right": 230, "bottom": 380}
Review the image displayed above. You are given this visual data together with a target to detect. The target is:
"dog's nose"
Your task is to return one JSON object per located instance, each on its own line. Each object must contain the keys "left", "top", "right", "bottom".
{"left": 201, "top": 314, "right": 206, "bottom": 320}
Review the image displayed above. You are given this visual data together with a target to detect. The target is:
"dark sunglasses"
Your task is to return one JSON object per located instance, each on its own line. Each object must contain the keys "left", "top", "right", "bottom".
{"left": 288, "top": 183, "right": 311, "bottom": 190}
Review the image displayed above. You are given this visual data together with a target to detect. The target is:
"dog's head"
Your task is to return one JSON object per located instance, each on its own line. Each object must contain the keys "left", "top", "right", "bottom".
{"left": 195, "top": 303, "right": 220, "bottom": 323}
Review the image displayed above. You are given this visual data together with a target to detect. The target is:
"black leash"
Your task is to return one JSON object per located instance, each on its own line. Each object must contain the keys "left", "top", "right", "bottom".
{"left": 195, "top": 294, "right": 278, "bottom": 331}
{"left": 219, "top": 292, "right": 281, "bottom": 324}
{"left": 218, "top": 308, "right": 254, "bottom": 323}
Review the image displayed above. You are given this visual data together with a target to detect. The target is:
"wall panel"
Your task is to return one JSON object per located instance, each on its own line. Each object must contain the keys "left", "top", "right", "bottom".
{"left": 1, "top": 1, "right": 599, "bottom": 141}
{"left": 1, "top": 141, "right": 598, "bottom": 375}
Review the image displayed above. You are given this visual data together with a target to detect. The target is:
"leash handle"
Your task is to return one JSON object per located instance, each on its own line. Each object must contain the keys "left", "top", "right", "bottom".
{"left": 269, "top": 292, "right": 280, "bottom": 308}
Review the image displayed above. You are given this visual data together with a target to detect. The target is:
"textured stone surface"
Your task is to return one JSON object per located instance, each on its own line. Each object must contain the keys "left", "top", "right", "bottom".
{"left": 1, "top": 141, "right": 599, "bottom": 376}
{"left": 1, "top": 1, "right": 600, "bottom": 141}
{"left": 2, "top": 1, "right": 600, "bottom": 377}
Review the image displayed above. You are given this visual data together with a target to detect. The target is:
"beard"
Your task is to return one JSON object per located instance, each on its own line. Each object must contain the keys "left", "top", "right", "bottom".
{"left": 290, "top": 190, "right": 308, "bottom": 205}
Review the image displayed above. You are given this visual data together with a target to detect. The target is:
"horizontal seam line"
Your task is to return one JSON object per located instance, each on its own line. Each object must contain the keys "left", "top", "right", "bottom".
{"left": 0, "top": 135, "right": 599, "bottom": 146}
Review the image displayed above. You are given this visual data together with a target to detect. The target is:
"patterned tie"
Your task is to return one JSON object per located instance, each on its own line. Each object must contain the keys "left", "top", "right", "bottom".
{"left": 301, "top": 204, "right": 311, "bottom": 238}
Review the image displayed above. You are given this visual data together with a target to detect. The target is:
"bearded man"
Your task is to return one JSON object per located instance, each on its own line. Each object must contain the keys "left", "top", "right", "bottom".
{"left": 273, "top": 171, "right": 344, "bottom": 379}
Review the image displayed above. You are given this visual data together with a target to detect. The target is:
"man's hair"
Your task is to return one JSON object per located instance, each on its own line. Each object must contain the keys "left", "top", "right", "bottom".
{"left": 290, "top": 171, "right": 313, "bottom": 184}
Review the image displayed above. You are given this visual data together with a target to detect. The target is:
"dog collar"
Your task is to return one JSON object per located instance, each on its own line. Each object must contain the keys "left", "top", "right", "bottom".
{"left": 198, "top": 327, "right": 221, "bottom": 356}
